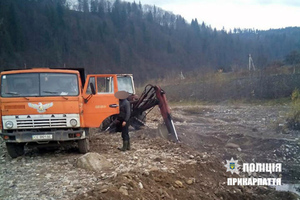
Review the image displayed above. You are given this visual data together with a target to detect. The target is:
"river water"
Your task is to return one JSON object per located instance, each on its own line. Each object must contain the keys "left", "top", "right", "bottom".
{"left": 275, "top": 183, "right": 300, "bottom": 196}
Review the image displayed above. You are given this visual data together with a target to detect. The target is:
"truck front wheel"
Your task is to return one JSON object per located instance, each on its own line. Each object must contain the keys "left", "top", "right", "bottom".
{"left": 6, "top": 143, "right": 25, "bottom": 158}
{"left": 78, "top": 138, "right": 90, "bottom": 153}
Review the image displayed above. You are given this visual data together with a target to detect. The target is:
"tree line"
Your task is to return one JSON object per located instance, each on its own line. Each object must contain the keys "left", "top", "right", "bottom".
{"left": 0, "top": 0, "right": 299, "bottom": 82}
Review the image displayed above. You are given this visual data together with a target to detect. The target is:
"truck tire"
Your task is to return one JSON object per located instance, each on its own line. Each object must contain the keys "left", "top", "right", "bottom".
{"left": 78, "top": 138, "right": 90, "bottom": 154}
{"left": 6, "top": 143, "right": 25, "bottom": 158}
{"left": 99, "top": 116, "right": 112, "bottom": 131}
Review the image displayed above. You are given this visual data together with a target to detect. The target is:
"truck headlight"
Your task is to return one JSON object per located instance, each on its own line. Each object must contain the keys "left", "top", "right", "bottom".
{"left": 70, "top": 119, "right": 78, "bottom": 127}
{"left": 5, "top": 121, "right": 13, "bottom": 129}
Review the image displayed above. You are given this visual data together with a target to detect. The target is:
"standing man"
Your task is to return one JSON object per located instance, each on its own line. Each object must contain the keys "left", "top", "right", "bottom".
{"left": 114, "top": 91, "right": 131, "bottom": 151}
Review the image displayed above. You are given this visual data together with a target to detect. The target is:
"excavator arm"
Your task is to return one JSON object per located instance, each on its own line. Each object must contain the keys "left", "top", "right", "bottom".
{"left": 130, "top": 84, "right": 178, "bottom": 142}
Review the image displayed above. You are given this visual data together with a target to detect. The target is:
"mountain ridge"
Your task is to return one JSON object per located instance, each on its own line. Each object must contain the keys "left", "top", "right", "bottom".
{"left": 0, "top": 0, "right": 299, "bottom": 83}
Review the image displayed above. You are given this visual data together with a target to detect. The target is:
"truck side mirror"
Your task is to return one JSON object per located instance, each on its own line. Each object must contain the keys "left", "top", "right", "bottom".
{"left": 84, "top": 83, "right": 96, "bottom": 103}
{"left": 90, "top": 83, "right": 96, "bottom": 95}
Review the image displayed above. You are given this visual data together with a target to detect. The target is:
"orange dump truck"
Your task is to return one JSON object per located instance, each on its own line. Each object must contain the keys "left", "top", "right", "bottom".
{"left": 0, "top": 68, "right": 135, "bottom": 158}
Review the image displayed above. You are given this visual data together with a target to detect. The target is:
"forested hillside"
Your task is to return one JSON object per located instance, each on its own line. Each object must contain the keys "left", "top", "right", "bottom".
{"left": 0, "top": 0, "right": 300, "bottom": 82}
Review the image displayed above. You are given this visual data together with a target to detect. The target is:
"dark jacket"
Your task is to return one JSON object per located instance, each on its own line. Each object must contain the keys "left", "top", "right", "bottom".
{"left": 118, "top": 99, "right": 131, "bottom": 122}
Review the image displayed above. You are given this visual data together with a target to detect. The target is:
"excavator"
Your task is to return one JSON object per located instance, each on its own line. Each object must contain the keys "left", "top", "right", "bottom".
{"left": 106, "top": 83, "right": 178, "bottom": 142}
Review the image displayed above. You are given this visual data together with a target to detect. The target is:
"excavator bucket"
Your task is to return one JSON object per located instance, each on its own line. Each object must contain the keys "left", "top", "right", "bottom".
{"left": 154, "top": 86, "right": 178, "bottom": 142}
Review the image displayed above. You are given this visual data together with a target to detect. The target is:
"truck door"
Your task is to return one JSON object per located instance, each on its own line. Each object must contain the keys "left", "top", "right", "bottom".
{"left": 82, "top": 75, "right": 119, "bottom": 127}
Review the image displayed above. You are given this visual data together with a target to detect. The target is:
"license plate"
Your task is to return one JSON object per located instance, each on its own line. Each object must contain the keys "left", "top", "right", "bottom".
{"left": 32, "top": 134, "right": 53, "bottom": 140}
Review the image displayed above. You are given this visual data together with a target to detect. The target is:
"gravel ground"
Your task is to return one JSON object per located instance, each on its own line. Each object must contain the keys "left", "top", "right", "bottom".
{"left": 0, "top": 104, "right": 299, "bottom": 200}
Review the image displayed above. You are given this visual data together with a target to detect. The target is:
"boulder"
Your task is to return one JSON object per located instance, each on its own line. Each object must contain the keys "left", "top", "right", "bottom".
{"left": 225, "top": 143, "right": 240, "bottom": 149}
{"left": 76, "top": 152, "right": 112, "bottom": 172}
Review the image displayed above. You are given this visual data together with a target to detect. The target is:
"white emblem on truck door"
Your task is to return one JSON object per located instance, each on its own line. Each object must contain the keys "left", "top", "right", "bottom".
{"left": 28, "top": 102, "right": 53, "bottom": 113}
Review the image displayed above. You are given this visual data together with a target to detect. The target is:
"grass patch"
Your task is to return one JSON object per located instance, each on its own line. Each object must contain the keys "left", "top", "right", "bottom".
{"left": 244, "top": 97, "right": 290, "bottom": 106}
{"left": 181, "top": 107, "right": 214, "bottom": 115}
{"left": 169, "top": 100, "right": 211, "bottom": 107}
{"left": 169, "top": 98, "right": 291, "bottom": 107}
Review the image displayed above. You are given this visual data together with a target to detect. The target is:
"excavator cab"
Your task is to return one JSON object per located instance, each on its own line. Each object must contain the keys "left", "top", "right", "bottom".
{"left": 117, "top": 75, "right": 135, "bottom": 94}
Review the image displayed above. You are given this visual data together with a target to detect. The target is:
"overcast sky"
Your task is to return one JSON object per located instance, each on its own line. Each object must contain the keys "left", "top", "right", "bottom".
{"left": 127, "top": 0, "right": 300, "bottom": 30}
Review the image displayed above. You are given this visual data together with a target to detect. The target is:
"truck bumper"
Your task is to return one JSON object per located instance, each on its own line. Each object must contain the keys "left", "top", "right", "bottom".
{"left": 0, "top": 129, "right": 87, "bottom": 143}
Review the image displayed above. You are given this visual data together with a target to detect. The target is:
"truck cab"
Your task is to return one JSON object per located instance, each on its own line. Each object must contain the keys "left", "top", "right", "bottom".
{"left": 0, "top": 68, "right": 134, "bottom": 158}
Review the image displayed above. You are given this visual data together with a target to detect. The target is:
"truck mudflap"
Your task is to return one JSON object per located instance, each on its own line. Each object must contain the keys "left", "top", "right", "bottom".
{"left": 0, "top": 129, "right": 87, "bottom": 143}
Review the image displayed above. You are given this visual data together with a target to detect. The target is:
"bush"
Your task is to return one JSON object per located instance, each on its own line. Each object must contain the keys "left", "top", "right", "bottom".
{"left": 287, "top": 88, "right": 300, "bottom": 130}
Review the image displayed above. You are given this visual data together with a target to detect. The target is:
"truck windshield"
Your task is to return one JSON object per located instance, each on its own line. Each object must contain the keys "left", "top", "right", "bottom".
{"left": 1, "top": 73, "right": 79, "bottom": 97}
